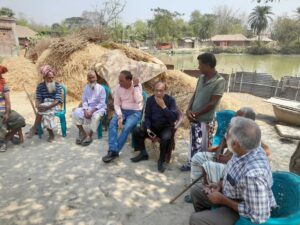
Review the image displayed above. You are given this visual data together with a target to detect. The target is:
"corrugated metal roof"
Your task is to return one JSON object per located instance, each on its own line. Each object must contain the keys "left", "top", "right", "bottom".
{"left": 15, "top": 25, "right": 36, "bottom": 38}
{"left": 211, "top": 34, "right": 248, "bottom": 41}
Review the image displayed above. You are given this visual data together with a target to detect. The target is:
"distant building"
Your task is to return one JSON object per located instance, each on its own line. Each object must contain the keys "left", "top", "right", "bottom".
{"left": 248, "top": 36, "right": 273, "bottom": 43}
{"left": 211, "top": 34, "right": 250, "bottom": 47}
{"left": 0, "top": 17, "right": 19, "bottom": 57}
{"left": 178, "top": 37, "right": 199, "bottom": 49}
{"left": 0, "top": 17, "right": 37, "bottom": 57}
{"left": 15, "top": 25, "right": 37, "bottom": 46}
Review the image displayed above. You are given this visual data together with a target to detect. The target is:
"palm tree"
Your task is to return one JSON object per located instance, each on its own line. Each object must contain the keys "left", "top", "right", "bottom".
{"left": 248, "top": 6, "right": 273, "bottom": 44}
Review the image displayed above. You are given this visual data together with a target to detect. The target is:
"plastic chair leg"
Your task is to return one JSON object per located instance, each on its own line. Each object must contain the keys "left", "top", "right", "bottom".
{"left": 59, "top": 116, "right": 67, "bottom": 137}
{"left": 37, "top": 124, "right": 43, "bottom": 139}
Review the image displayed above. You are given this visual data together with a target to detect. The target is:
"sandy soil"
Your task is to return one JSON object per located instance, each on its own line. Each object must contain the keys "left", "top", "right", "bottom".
{"left": 0, "top": 91, "right": 298, "bottom": 225}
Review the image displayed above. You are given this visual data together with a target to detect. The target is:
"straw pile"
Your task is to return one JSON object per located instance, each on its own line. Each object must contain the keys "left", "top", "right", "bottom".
{"left": 37, "top": 43, "right": 109, "bottom": 100}
{"left": 27, "top": 38, "right": 57, "bottom": 63}
{"left": 107, "top": 42, "right": 159, "bottom": 63}
{"left": 2, "top": 55, "right": 38, "bottom": 93}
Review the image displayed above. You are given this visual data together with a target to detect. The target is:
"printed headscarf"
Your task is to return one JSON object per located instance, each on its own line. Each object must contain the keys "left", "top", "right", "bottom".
{"left": 40, "top": 65, "right": 55, "bottom": 78}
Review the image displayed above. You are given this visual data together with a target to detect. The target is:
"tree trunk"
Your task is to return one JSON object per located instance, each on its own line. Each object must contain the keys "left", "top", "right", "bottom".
{"left": 290, "top": 141, "right": 300, "bottom": 175}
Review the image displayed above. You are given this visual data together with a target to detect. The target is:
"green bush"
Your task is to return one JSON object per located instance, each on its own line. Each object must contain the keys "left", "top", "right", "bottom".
{"left": 245, "top": 45, "right": 276, "bottom": 54}
{"left": 279, "top": 42, "right": 300, "bottom": 54}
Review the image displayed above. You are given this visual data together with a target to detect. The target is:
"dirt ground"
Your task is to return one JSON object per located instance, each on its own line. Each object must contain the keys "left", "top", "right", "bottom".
{"left": 0, "top": 91, "right": 298, "bottom": 225}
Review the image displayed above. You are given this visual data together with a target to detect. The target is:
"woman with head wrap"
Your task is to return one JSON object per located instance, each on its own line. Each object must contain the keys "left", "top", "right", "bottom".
{"left": 26, "top": 65, "right": 62, "bottom": 142}
{"left": 0, "top": 65, "right": 26, "bottom": 152}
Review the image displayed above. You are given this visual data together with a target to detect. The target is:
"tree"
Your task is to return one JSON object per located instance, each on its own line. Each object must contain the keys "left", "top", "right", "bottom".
{"left": 82, "top": 0, "right": 125, "bottom": 28}
{"left": 62, "top": 17, "right": 90, "bottom": 29}
{"left": 213, "top": 6, "right": 247, "bottom": 35}
{"left": 248, "top": 6, "right": 273, "bottom": 44}
{"left": 0, "top": 7, "right": 14, "bottom": 17}
{"left": 198, "top": 14, "right": 216, "bottom": 40}
{"left": 149, "top": 7, "right": 184, "bottom": 42}
{"left": 273, "top": 16, "right": 299, "bottom": 45}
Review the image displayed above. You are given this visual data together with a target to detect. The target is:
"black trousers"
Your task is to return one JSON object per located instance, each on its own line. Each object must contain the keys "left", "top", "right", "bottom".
{"left": 133, "top": 125, "right": 173, "bottom": 163}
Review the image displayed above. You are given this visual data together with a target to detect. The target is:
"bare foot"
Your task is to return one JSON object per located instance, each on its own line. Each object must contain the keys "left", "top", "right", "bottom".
{"left": 47, "top": 129, "right": 55, "bottom": 143}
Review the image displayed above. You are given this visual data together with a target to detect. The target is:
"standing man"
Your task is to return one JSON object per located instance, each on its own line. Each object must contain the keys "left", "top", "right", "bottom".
{"left": 131, "top": 81, "right": 178, "bottom": 173}
{"left": 72, "top": 70, "right": 107, "bottom": 146}
{"left": 102, "top": 70, "right": 143, "bottom": 163}
{"left": 26, "top": 65, "right": 62, "bottom": 142}
{"left": 181, "top": 53, "right": 225, "bottom": 171}
{"left": 0, "top": 66, "right": 26, "bottom": 152}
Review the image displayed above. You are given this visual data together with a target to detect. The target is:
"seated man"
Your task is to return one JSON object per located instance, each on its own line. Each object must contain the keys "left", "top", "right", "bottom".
{"left": 26, "top": 65, "right": 62, "bottom": 142}
{"left": 189, "top": 117, "right": 276, "bottom": 225}
{"left": 190, "top": 107, "right": 271, "bottom": 185}
{"left": 131, "top": 81, "right": 178, "bottom": 173}
{"left": 102, "top": 70, "right": 143, "bottom": 163}
{"left": 0, "top": 66, "right": 26, "bottom": 152}
{"left": 72, "top": 70, "right": 106, "bottom": 146}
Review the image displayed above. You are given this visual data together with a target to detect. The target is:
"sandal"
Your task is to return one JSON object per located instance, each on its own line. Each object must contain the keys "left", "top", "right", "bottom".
{"left": 184, "top": 194, "right": 193, "bottom": 203}
{"left": 81, "top": 137, "right": 92, "bottom": 146}
{"left": 76, "top": 138, "right": 83, "bottom": 145}
{"left": 25, "top": 128, "right": 35, "bottom": 139}
{"left": 11, "top": 136, "right": 22, "bottom": 145}
{"left": 0, "top": 143, "right": 7, "bottom": 152}
{"left": 180, "top": 164, "right": 191, "bottom": 172}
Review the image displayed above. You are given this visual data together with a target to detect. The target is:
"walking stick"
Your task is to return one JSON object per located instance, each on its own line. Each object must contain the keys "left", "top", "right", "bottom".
{"left": 169, "top": 175, "right": 202, "bottom": 204}
{"left": 23, "top": 84, "right": 37, "bottom": 115}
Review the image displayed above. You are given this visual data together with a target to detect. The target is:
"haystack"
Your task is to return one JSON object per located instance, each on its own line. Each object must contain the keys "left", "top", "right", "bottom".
{"left": 2, "top": 55, "right": 38, "bottom": 92}
{"left": 36, "top": 43, "right": 109, "bottom": 100}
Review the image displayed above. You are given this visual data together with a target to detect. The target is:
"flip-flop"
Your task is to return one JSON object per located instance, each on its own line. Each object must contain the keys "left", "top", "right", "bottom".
{"left": 81, "top": 138, "right": 92, "bottom": 146}
{"left": 76, "top": 138, "right": 83, "bottom": 145}
{"left": 11, "top": 136, "right": 22, "bottom": 145}
{"left": 184, "top": 194, "right": 193, "bottom": 203}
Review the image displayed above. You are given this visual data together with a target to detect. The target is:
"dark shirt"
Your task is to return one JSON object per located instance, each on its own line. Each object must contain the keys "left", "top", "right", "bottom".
{"left": 36, "top": 82, "right": 62, "bottom": 104}
{"left": 143, "top": 94, "right": 178, "bottom": 129}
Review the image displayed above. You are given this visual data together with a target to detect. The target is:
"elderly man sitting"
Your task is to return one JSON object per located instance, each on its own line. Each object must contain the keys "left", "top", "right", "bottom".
{"left": 102, "top": 70, "right": 143, "bottom": 163}
{"left": 131, "top": 81, "right": 178, "bottom": 173}
{"left": 189, "top": 117, "right": 276, "bottom": 225}
{"left": 0, "top": 66, "right": 26, "bottom": 152}
{"left": 72, "top": 70, "right": 106, "bottom": 146}
{"left": 26, "top": 65, "right": 62, "bottom": 142}
{"left": 190, "top": 107, "right": 271, "bottom": 186}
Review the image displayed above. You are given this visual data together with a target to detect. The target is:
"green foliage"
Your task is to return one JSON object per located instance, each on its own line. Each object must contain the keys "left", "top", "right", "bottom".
{"left": 149, "top": 7, "right": 184, "bottom": 42}
{"left": 279, "top": 42, "right": 300, "bottom": 54}
{"left": 248, "top": 6, "right": 273, "bottom": 42}
{"left": 273, "top": 16, "right": 299, "bottom": 45}
{"left": 211, "top": 46, "right": 245, "bottom": 54}
{"left": 0, "top": 7, "right": 14, "bottom": 17}
{"left": 245, "top": 44, "right": 276, "bottom": 54}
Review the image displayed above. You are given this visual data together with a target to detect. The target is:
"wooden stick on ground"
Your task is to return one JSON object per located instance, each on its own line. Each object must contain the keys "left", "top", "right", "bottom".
{"left": 169, "top": 176, "right": 202, "bottom": 204}
{"left": 23, "top": 84, "right": 37, "bottom": 115}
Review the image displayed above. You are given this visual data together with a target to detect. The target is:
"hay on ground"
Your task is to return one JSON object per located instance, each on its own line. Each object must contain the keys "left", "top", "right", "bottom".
{"left": 2, "top": 55, "right": 38, "bottom": 93}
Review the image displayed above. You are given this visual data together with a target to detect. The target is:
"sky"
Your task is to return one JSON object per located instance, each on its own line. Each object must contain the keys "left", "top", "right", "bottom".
{"left": 0, "top": 0, "right": 299, "bottom": 26}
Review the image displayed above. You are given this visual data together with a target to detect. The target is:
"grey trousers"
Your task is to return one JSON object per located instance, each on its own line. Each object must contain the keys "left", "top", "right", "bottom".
{"left": 189, "top": 183, "right": 239, "bottom": 225}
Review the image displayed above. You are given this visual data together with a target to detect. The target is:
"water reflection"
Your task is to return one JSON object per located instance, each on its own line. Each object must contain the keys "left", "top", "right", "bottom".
{"left": 155, "top": 53, "right": 300, "bottom": 79}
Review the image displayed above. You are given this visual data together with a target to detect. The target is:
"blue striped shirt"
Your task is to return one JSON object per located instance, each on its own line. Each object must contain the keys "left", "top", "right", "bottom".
{"left": 36, "top": 82, "right": 62, "bottom": 104}
{"left": 0, "top": 85, "right": 9, "bottom": 111}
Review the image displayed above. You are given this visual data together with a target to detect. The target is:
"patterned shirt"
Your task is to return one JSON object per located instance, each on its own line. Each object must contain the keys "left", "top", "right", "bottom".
{"left": 0, "top": 85, "right": 9, "bottom": 112}
{"left": 222, "top": 147, "right": 276, "bottom": 224}
{"left": 36, "top": 82, "right": 62, "bottom": 104}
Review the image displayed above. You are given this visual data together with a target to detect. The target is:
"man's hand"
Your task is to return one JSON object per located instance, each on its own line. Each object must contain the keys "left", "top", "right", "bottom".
{"left": 118, "top": 116, "right": 123, "bottom": 129}
{"left": 207, "top": 190, "right": 225, "bottom": 205}
{"left": 147, "top": 129, "right": 156, "bottom": 139}
{"left": 155, "top": 96, "right": 166, "bottom": 109}
{"left": 84, "top": 110, "right": 92, "bottom": 119}
{"left": 2, "top": 113, "right": 9, "bottom": 123}
{"left": 186, "top": 110, "right": 196, "bottom": 122}
{"left": 38, "top": 105, "right": 49, "bottom": 112}
{"left": 216, "top": 154, "right": 231, "bottom": 164}
{"left": 133, "top": 78, "right": 139, "bottom": 86}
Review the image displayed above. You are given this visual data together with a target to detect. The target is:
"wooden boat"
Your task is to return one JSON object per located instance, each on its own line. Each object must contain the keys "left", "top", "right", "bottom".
{"left": 273, "top": 105, "right": 300, "bottom": 126}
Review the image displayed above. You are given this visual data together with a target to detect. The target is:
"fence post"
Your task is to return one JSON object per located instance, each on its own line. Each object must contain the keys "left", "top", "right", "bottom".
{"left": 233, "top": 70, "right": 237, "bottom": 92}
{"left": 239, "top": 71, "right": 244, "bottom": 93}
{"left": 274, "top": 80, "right": 280, "bottom": 97}
{"left": 294, "top": 80, "right": 300, "bottom": 101}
